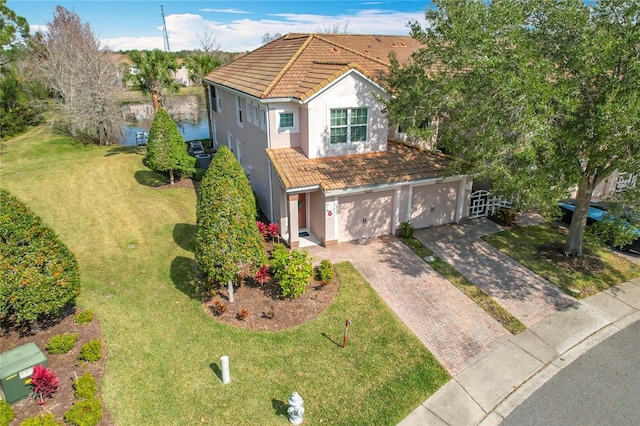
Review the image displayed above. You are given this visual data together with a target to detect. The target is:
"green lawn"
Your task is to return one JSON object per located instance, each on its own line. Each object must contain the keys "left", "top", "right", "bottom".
{"left": 1, "top": 127, "right": 449, "bottom": 425}
{"left": 483, "top": 224, "right": 640, "bottom": 298}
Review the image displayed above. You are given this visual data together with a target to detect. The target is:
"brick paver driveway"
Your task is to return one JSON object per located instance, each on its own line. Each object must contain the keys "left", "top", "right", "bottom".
{"left": 307, "top": 236, "right": 511, "bottom": 376}
{"left": 414, "top": 217, "right": 574, "bottom": 327}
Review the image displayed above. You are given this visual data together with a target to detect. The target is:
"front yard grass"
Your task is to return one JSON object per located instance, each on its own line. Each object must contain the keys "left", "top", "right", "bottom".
{"left": 482, "top": 223, "right": 640, "bottom": 298}
{"left": 1, "top": 127, "right": 449, "bottom": 425}
{"left": 403, "top": 237, "right": 526, "bottom": 335}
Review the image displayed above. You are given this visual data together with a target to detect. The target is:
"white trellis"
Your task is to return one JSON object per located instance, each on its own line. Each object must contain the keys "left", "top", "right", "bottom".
{"left": 616, "top": 172, "right": 637, "bottom": 192}
{"left": 469, "top": 190, "right": 514, "bottom": 219}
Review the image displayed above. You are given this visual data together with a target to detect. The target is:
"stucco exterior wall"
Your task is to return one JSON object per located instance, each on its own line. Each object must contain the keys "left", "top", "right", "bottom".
{"left": 268, "top": 103, "right": 302, "bottom": 149}
{"left": 306, "top": 72, "right": 389, "bottom": 159}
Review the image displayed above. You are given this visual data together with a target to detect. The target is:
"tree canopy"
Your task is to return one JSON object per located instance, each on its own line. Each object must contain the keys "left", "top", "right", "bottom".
{"left": 125, "top": 49, "right": 179, "bottom": 113}
{"left": 385, "top": 0, "right": 640, "bottom": 256}
{"left": 145, "top": 108, "right": 194, "bottom": 184}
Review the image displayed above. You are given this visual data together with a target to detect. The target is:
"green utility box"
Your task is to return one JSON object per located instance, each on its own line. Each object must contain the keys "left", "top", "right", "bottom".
{"left": 0, "top": 342, "right": 48, "bottom": 404}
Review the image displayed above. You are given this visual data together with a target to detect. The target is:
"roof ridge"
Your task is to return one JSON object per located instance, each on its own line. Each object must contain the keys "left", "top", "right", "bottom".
{"left": 312, "top": 34, "right": 392, "bottom": 67}
{"left": 262, "top": 34, "right": 314, "bottom": 98}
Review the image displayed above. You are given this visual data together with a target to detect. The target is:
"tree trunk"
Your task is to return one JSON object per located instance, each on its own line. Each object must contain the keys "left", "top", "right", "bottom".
{"left": 564, "top": 173, "right": 596, "bottom": 257}
{"left": 152, "top": 90, "right": 161, "bottom": 113}
{"left": 169, "top": 169, "right": 175, "bottom": 185}
{"left": 227, "top": 280, "right": 234, "bottom": 303}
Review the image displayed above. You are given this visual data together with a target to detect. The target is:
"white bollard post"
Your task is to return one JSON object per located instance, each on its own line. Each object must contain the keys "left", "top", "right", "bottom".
{"left": 220, "top": 355, "right": 230, "bottom": 384}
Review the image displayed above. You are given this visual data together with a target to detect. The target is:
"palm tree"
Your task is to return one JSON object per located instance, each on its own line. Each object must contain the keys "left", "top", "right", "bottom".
{"left": 184, "top": 52, "right": 223, "bottom": 86}
{"left": 125, "top": 49, "right": 179, "bottom": 113}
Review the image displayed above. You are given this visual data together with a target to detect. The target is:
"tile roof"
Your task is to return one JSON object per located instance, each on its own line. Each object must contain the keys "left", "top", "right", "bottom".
{"left": 266, "top": 140, "right": 454, "bottom": 192}
{"left": 203, "top": 33, "right": 422, "bottom": 101}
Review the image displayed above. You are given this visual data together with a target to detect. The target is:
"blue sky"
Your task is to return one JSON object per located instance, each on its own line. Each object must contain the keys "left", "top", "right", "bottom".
{"left": 8, "top": 0, "right": 432, "bottom": 52}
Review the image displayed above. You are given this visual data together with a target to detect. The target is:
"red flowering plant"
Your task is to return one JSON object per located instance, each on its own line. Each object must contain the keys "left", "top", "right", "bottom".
{"left": 254, "top": 264, "right": 271, "bottom": 285}
{"left": 256, "top": 221, "right": 268, "bottom": 240}
{"left": 30, "top": 364, "right": 60, "bottom": 405}
{"left": 267, "top": 223, "right": 280, "bottom": 242}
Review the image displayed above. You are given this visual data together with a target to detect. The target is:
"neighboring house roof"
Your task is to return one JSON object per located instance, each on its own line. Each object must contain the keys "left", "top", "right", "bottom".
{"left": 266, "top": 139, "right": 453, "bottom": 192}
{"left": 203, "top": 33, "right": 422, "bottom": 101}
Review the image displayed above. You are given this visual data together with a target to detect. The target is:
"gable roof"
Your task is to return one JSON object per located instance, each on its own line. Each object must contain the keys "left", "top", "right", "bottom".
{"left": 203, "top": 33, "right": 422, "bottom": 102}
{"left": 266, "top": 139, "right": 453, "bottom": 192}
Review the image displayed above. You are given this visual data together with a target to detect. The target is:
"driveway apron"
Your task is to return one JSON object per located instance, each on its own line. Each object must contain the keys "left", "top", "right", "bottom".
{"left": 307, "top": 235, "right": 511, "bottom": 376}
{"left": 414, "top": 217, "right": 575, "bottom": 328}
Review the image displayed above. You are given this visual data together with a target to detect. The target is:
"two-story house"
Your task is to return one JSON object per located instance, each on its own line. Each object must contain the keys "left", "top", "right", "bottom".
{"left": 202, "top": 33, "right": 472, "bottom": 248}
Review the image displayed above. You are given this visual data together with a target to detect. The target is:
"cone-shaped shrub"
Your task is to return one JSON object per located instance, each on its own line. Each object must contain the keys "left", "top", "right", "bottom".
{"left": 195, "top": 146, "right": 267, "bottom": 287}
{"left": 145, "top": 108, "right": 195, "bottom": 184}
{"left": 0, "top": 189, "right": 80, "bottom": 323}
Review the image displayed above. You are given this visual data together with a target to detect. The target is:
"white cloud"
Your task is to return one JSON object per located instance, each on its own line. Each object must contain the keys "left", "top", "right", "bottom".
{"left": 200, "top": 9, "right": 250, "bottom": 14}
{"left": 101, "top": 9, "right": 426, "bottom": 53}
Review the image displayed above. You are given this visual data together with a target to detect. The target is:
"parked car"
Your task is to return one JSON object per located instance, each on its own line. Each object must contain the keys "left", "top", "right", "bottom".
{"left": 188, "top": 141, "right": 205, "bottom": 156}
{"left": 558, "top": 201, "right": 640, "bottom": 254}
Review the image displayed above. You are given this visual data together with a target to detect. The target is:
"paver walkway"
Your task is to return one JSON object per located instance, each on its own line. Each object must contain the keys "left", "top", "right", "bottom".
{"left": 414, "top": 216, "right": 574, "bottom": 327}
{"left": 307, "top": 235, "right": 511, "bottom": 376}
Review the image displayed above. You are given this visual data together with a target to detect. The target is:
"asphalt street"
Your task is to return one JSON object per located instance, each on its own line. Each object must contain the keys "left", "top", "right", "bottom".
{"left": 502, "top": 320, "right": 640, "bottom": 426}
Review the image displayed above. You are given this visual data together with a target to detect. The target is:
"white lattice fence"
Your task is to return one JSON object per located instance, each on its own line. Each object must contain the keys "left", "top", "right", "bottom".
{"left": 616, "top": 172, "right": 638, "bottom": 192}
{"left": 469, "top": 190, "right": 514, "bottom": 219}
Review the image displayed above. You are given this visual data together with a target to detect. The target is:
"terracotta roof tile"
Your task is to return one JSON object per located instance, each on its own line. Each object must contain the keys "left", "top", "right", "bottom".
{"left": 266, "top": 140, "right": 453, "bottom": 192}
{"left": 203, "top": 33, "right": 422, "bottom": 100}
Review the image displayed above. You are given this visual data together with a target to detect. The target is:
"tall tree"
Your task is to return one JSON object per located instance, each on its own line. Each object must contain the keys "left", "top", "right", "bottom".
{"left": 145, "top": 108, "right": 194, "bottom": 185}
{"left": 385, "top": 0, "right": 640, "bottom": 257}
{"left": 125, "top": 49, "right": 179, "bottom": 113}
{"left": 29, "top": 6, "right": 122, "bottom": 145}
{"left": 195, "top": 146, "right": 267, "bottom": 298}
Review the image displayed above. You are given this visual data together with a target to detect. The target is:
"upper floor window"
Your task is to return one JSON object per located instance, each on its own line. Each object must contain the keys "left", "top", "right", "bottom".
{"left": 260, "top": 107, "right": 268, "bottom": 131}
{"left": 210, "top": 86, "right": 218, "bottom": 113}
{"left": 330, "top": 108, "right": 368, "bottom": 144}
{"left": 246, "top": 100, "right": 253, "bottom": 123}
{"left": 279, "top": 113, "right": 294, "bottom": 129}
{"left": 252, "top": 104, "right": 259, "bottom": 126}
{"left": 236, "top": 96, "right": 243, "bottom": 127}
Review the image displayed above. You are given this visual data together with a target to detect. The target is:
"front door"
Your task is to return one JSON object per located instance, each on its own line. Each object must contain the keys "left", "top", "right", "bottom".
{"left": 298, "top": 193, "right": 307, "bottom": 229}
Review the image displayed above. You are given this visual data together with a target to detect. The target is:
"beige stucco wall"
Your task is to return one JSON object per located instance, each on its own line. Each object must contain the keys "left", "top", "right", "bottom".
{"left": 268, "top": 103, "right": 302, "bottom": 149}
{"left": 305, "top": 72, "right": 389, "bottom": 159}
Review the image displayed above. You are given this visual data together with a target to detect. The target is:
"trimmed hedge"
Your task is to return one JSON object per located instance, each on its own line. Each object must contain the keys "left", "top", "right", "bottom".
{"left": 195, "top": 146, "right": 266, "bottom": 287}
{"left": 64, "top": 397, "right": 102, "bottom": 426}
{"left": 73, "top": 372, "right": 98, "bottom": 400}
{"left": 45, "top": 333, "right": 78, "bottom": 354}
{"left": 0, "top": 400, "right": 14, "bottom": 425}
{"left": 19, "top": 413, "right": 63, "bottom": 426}
{"left": 145, "top": 108, "right": 195, "bottom": 184}
{"left": 0, "top": 189, "right": 80, "bottom": 324}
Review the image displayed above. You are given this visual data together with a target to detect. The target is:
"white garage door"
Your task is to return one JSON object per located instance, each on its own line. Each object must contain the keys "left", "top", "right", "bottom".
{"left": 411, "top": 182, "right": 459, "bottom": 229}
{"left": 337, "top": 191, "right": 394, "bottom": 242}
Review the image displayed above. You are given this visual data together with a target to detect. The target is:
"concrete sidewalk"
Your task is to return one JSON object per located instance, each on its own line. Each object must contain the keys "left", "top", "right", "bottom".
{"left": 398, "top": 278, "right": 640, "bottom": 426}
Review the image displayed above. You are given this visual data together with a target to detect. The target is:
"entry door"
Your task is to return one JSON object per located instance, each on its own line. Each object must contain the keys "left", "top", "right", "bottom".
{"left": 298, "top": 193, "right": 307, "bottom": 229}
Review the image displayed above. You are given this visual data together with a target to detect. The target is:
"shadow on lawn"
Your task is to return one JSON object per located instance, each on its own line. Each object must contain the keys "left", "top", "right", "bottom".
{"left": 173, "top": 223, "right": 197, "bottom": 252}
{"left": 134, "top": 169, "right": 166, "bottom": 187}
{"left": 104, "top": 145, "right": 145, "bottom": 157}
{"left": 209, "top": 362, "right": 223, "bottom": 383}
{"left": 271, "top": 399, "right": 288, "bottom": 418}
{"left": 170, "top": 256, "right": 200, "bottom": 299}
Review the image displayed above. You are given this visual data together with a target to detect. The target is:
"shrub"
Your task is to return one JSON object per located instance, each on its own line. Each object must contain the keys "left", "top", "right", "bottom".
{"left": 73, "top": 373, "right": 98, "bottom": 400}
{"left": 256, "top": 221, "right": 268, "bottom": 239}
{"left": 45, "top": 333, "right": 78, "bottom": 354}
{"left": 78, "top": 339, "right": 102, "bottom": 363}
{"left": 267, "top": 223, "right": 280, "bottom": 241}
{"left": 195, "top": 146, "right": 267, "bottom": 289}
{"left": 145, "top": 108, "right": 195, "bottom": 184}
{"left": 271, "top": 248, "right": 314, "bottom": 298}
{"left": 0, "top": 189, "right": 81, "bottom": 325}
{"left": 211, "top": 300, "right": 227, "bottom": 316}
{"left": 0, "top": 400, "right": 14, "bottom": 425}
{"left": 316, "top": 259, "right": 334, "bottom": 285}
{"left": 492, "top": 207, "right": 517, "bottom": 226}
{"left": 31, "top": 364, "right": 59, "bottom": 405}
{"left": 237, "top": 309, "right": 249, "bottom": 321}
{"left": 64, "top": 397, "right": 102, "bottom": 426}
{"left": 400, "top": 221, "right": 414, "bottom": 239}
{"left": 254, "top": 264, "right": 271, "bottom": 284}
{"left": 74, "top": 310, "right": 94, "bottom": 324}
{"left": 19, "top": 413, "right": 63, "bottom": 426}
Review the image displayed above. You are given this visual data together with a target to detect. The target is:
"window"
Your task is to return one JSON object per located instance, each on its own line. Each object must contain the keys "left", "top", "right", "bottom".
{"left": 227, "top": 132, "right": 233, "bottom": 152}
{"left": 236, "top": 96, "right": 243, "bottom": 127}
{"left": 253, "top": 104, "right": 259, "bottom": 126}
{"left": 246, "top": 100, "right": 252, "bottom": 123}
{"left": 210, "top": 86, "right": 218, "bottom": 113}
{"left": 330, "top": 108, "right": 368, "bottom": 144}
{"left": 279, "top": 112, "right": 294, "bottom": 129}
{"left": 260, "top": 107, "right": 267, "bottom": 131}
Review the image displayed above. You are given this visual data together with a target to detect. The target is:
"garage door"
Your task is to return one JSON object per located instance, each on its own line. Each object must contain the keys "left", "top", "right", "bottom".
{"left": 411, "top": 182, "right": 459, "bottom": 229}
{"left": 337, "top": 191, "right": 394, "bottom": 242}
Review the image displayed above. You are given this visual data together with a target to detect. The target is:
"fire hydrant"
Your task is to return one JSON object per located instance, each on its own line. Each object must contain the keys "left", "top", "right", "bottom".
{"left": 287, "top": 391, "right": 304, "bottom": 425}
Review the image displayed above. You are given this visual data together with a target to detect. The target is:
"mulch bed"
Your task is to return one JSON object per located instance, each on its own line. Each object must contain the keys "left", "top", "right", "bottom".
{"left": 1, "top": 309, "right": 113, "bottom": 425}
